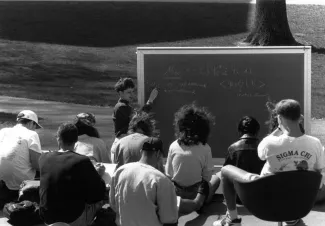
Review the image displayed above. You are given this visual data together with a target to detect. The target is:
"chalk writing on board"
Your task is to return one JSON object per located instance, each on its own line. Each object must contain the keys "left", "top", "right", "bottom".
{"left": 180, "top": 82, "right": 207, "bottom": 89}
{"left": 185, "top": 65, "right": 253, "bottom": 77}
{"left": 164, "top": 66, "right": 181, "bottom": 78}
{"left": 147, "top": 81, "right": 161, "bottom": 89}
{"left": 237, "top": 93, "right": 269, "bottom": 97}
{"left": 220, "top": 79, "right": 265, "bottom": 90}
{"left": 163, "top": 65, "right": 253, "bottom": 78}
{"left": 164, "top": 89, "right": 196, "bottom": 94}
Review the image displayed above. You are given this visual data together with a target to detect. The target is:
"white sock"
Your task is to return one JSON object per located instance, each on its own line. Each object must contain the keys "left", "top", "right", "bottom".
{"left": 228, "top": 209, "right": 238, "bottom": 220}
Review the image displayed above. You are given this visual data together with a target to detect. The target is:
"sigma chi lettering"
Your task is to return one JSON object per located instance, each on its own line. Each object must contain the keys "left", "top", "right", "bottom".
{"left": 276, "top": 150, "right": 312, "bottom": 161}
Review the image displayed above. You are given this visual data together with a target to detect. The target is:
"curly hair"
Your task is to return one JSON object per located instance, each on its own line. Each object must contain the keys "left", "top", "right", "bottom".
{"left": 114, "top": 77, "right": 135, "bottom": 93}
{"left": 238, "top": 116, "right": 260, "bottom": 135}
{"left": 128, "top": 111, "right": 157, "bottom": 137}
{"left": 174, "top": 103, "right": 215, "bottom": 146}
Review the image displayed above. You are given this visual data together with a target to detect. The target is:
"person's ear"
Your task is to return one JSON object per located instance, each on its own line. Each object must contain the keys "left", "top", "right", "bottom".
{"left": 299, "top": 114, "right": 304, "bottom": 124}
{"left": 155, "top": 151, "right": 161, "bottom": 159}
{"left": 28, "top": 121, "right": 36, "bottom": 130}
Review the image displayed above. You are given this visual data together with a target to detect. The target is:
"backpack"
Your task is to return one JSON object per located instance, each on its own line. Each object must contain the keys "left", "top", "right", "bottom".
{"left": 18, "top": 180, "right": 40, "bottom": 204}
{"left": 2, "top": 200, "right": 42, "bottom": 226}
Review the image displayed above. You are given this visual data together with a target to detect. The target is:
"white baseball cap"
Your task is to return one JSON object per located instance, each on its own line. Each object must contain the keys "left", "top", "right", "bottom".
{"left": 16, "top": 110, "right": 42, "bottom": 129}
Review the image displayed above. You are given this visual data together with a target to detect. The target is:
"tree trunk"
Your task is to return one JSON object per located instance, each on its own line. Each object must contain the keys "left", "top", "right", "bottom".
{"left": 243, "top": 0, "right": 298, "bottom": 46}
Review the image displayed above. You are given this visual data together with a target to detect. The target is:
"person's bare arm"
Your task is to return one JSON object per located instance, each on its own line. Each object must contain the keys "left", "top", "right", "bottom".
{"left": 29, "top": 149, "right": 41, "bottom": 171}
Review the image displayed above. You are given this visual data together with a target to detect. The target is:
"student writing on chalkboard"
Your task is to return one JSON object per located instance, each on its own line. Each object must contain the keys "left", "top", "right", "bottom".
{"left": 110, "top": 77, "right": 158, "bottom": 162}
{"left": 165, "top": 104, "right": 220, "bottom": 209}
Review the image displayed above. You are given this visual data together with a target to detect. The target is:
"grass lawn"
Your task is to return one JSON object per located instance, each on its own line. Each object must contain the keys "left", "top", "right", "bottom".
{"left": 0, "top": 2, "right": 324, "bottom": 118}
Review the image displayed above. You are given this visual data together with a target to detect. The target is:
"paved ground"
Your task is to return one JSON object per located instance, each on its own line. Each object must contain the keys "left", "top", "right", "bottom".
{"left": 1, "top": 96, "right": 325, "bottom": 225}
{"left": 8, "top": 0, "right": 325, "bottom": 5}
{"left": 10, "top": 0, "right": 324, "bottom": 5}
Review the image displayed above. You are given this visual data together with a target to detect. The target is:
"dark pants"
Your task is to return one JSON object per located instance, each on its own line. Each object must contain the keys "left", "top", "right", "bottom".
{"left": 0, "top": 180, "right": 19, "bottom": 209}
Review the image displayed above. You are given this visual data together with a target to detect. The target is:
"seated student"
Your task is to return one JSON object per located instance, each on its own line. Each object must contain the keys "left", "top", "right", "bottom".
{"left": 111, "top": 77, "right": 158, "bottom": 162}
{"left": 213, "top": 99, "right": 325, "bottom": 226}
{"left": 222, "top": 116, "right": 265, "bottom": 205}
{"left": 0, "top": 110, "right": 42, "bottom": 208}
{"left": 265, "top": 101, "right": 325, "bottom": 205}
{"left": 110, "top": 137, "right": 178, "bottom": 226}
{"left": 224, "top": 116, "right": 265, "bottom": 175}
{"left": 165, "top": 104, "right": 220, "bottom": 205}
{"left": 39, "top": 123, "right": 106, "bottom": 226}
{"left": 266, "top": 101, "right": 305, "bottom": 134}
{"left": 114, "top": 111, "right": 157, "bottom": 171}
{"left": 74, "top": 112, "right": 111, "bottom": 163}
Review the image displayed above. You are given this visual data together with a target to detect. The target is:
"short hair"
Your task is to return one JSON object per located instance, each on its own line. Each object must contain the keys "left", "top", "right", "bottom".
{"left": 114, "top": 77, "right": 135, "bottom": 93}
{"left": 238, "top": 116, "right": 260, "bottom": 135}
{"left": 174, "top": 103, "right": 214, "bottom": 146}
{"left": 141, "top": 137, "right": 163, "bottom": 157}
{"left": 17, "top": 118, "right": 34, "bottom": 125}
{"left": 275, "top": 99, "right": 301, "bottom": 121}
{"left": 266, "top": 100, "right": 305, "bottom": 133}
{"left": 128, "top": 112, "right": 156, "bottom": 136}
{"left": 57, "top": 123, "right": 78, "bottom": 146}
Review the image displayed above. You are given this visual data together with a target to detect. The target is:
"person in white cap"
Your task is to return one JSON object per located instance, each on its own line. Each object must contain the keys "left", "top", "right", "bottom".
{"left": 0, "top": 110, "right": 42, "bottom": 208}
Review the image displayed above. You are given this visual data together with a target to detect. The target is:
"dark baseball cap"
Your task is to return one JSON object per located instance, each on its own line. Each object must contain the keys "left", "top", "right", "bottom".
{"left": 142, "top": 137, "right": 163, "bottom": 152}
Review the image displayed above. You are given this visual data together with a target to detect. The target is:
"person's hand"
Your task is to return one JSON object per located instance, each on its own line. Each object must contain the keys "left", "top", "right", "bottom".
{"left": 147, "top": 88, "right": 158, "bottom": 104}
{"left": 95, "top": 163, "right": 106, "bottom": 177}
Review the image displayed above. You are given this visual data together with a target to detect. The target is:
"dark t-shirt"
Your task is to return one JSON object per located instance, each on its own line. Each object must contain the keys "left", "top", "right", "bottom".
{"left": 113, "top": 99, "right": 133, "bottom": 137}
{"left": 224, "top": 134, "right": 265, "bottom": 174}
{"left": 112, "top": 98, "right": 152, "bottom": 138}
{"left": 39, "top": 151, "right": 106, "bottom": 224}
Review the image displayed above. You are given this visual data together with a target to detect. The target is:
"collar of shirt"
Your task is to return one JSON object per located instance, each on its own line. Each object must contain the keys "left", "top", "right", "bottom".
{"left": 239, "top": 134, "right": 258, "bottom": 140}
{"left": 118, "top": 98, "right": 129, "bottom": 105}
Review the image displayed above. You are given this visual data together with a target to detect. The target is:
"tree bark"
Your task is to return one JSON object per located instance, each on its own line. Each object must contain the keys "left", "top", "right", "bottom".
{"left": 243, "top": 0, "right": 298, "bottom": 46}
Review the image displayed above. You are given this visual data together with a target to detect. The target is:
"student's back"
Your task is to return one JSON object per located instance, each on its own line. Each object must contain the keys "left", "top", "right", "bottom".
{"left": 166, "top": 140, "right": 213, "bottom": 187}
{"left": 75, "top": 134, "right": 110, "bottom": 163}
{"left": 39, "top": 151, "right": 106, "bottom": 224}
{"left": 73, "top": 112, "right": 111, "bottom": 163}
{"left": 114, "top": 132, "right": 149, "bottom": 169}
{"left": 223, "top": 116, "right": 265, "bottom": 175}
{"left": 259, "top": 133, "right": 324, "bottom": 176}
{"left": 225, "top": 135, "right": 264, "bottom": 174}
{"left": 0, "top": 125, "right": 41, "bottom": 189}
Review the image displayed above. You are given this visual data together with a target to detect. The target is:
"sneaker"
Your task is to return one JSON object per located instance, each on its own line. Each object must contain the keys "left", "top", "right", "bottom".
{"left": 213, "top": 213, "right": 242, "bottom": 226}
{"left": 284, "top": 219, "right": 301, "bottom": 226}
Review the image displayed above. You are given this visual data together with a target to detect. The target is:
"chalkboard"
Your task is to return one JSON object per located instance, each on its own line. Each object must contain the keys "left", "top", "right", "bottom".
{"left": 137, "top": 47, "right": 311, "bottom": 163}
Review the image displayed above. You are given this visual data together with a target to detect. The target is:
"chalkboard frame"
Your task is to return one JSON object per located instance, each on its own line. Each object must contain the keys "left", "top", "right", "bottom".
{"left": 137, "top": 46, "right": 311, "bottom": 165}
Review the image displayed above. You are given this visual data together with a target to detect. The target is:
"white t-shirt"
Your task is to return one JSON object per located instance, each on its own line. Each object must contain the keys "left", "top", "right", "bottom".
{"left": 110, "top": 162, "right": 178, "bottom": 226}
{"left": 75, "top": 134, "right": 111, "bottom": 163}
{"left": 165, "top": 140, "right": 213, "bottom": 186}
{"left": 258, "top": 134, "right": 325, "bottom": 177}
{"left": 0, "top": 124, "right": 41, "bottom": 190}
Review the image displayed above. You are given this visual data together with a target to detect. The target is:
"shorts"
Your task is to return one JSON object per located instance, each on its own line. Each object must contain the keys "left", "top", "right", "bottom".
{"left": 173, "top": 181, "right": 203, "bottom": 200}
